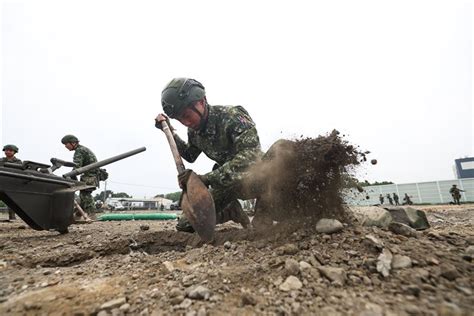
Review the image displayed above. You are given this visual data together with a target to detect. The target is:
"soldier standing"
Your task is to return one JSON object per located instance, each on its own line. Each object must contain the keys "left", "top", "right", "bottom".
{"left": 393, "top": 193, "right": 399, "bottom": 205}
{"left": 155, "top": 78, "right": 262, "bottom": 232}
{"left": 386, "top": 193, "right": 394, "bottom": 205}
{"left": 449, "top": 184, "right": 464, "bottom": 205}
{"left": 1, "top": 145, "right": 22, "bottom": 220}
{"left": 379, "top": 194, "right": 384, "bottom": 204}
{"left": 61, "top": 135, "right": 99, "bottom": 215}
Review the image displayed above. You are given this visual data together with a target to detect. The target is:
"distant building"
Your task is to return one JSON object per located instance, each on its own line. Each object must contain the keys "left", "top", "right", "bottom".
{"left": 455, "top": 157, "right": 474, "bottom": 179}
{"left": 105, "top": 197, "right": 173, "bottom": 210}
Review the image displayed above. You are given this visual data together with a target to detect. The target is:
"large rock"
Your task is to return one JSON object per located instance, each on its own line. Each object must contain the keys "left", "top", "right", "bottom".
{"left": 315, "top": 219, "right": 344, "bottom": 234}
{"left": 384, "top": 206, "right": 430, "bottom": 230}
{"left": 347, "top": 206, "right": 393, "bottom": 228}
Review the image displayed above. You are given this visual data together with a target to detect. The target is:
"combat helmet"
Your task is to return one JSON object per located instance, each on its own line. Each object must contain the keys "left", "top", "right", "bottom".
{"left": 161, "top": 78, "right": 206, "bottom": 118}
{"left": 61, "top": 134, "right": 79, "bottom": 144}
{"left": 3, "top": 144, "right": 19, "bottom": 153}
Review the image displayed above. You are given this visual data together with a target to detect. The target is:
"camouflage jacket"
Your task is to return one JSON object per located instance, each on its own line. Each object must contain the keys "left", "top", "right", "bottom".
{"left": 173, "top": 105, "right": 263, "bottom": 187}
{"left": 73, "top": 144, "right": 98, "bottom": 179}
{"left": 0, "top": 156, "right": 22, "bottom": 165}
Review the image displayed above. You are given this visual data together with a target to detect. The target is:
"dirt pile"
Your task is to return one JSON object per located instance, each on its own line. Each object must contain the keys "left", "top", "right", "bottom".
{"left": 248, "top": 130, "right": 367, "bottom": 224}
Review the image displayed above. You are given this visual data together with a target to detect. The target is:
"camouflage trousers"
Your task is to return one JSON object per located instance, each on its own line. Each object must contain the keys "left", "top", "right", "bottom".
{"left": 79, "top": 190, "right": 96, "bottom": 214}
{"left": 176, "top": 176, "right": 256, "bottom": 232}
{"left": 79, "top": 175, "right": 98, "bottom": 214}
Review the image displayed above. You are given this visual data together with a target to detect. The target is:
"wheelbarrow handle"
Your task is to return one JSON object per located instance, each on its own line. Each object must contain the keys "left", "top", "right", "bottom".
{"left": 161, "top": 121, "right": 186, "bottom": 174}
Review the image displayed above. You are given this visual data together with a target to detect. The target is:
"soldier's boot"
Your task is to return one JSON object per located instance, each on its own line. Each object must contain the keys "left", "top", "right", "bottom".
{"left": 218, "top": 200, "right": 250, "bottom": 228}
{"left": 176, "top": 216, "right": 195, "bottom": 233}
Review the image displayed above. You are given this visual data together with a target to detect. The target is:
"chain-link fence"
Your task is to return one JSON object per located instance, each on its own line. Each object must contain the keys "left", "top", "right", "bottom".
{"left": 345, "top": 178, "right": 474, "bottom": 206}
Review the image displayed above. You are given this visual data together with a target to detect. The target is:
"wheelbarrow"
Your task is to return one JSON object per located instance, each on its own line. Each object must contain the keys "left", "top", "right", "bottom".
{"left": 0, "top": 147, "right": 146, "bottom": 233}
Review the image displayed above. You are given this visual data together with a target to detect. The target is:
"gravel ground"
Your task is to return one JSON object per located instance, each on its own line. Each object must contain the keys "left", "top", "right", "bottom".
{"left": 0, "top": 205, "right": 473, "bottom": 315}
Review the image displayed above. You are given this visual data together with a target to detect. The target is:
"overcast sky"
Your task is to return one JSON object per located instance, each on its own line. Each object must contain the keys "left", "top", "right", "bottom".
{"left": 1, "top": 0, "right": 472, "bottom": 198}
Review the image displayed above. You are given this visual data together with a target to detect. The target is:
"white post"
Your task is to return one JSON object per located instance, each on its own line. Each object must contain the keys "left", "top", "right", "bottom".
{"left": 436, "top": 181, "right": 443, "bottom": 203}
{"left": 415, "top": 183, "right": 423, "bottom": 203}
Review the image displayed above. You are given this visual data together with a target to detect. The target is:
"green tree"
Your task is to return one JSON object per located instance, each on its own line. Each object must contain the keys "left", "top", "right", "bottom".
{"left": 164, "top": 191, "right": 182, "bottom": 202}
{"left": 112, "top": 192, "right": 131, "bottom": 198}
{"left": 94, "top": 190, "right": 114, "bottom": 201}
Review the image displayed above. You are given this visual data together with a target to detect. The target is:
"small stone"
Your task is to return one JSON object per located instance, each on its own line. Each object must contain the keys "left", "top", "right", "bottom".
{"left": 315, "top": 219, "right": 344, "bottom": 234}
{"left": 299, "top": 261, "right": 312, "bottom": 270}
{"left": 440, "top": 263, "right": 459, "bottom": 281}
{"left": 119, "top": 303, "right": 130, "bottom": 312}
{"left": 279, "top": 276, "right": 303, "bottom": 291}
{"left": 223, "top": 241, "right": 232, "bottom": 249}
{"left": 169, "top": 288, "right": 184, "bottom": 298}
{"left": 178, "top": 298, "right": 192, "bottom": 309}
{"left": 465, "top": 245, "right": 474, "bottom": 255}
{"left": 187, "top": 285, "right": 211, "bottom": 300}
{"left": 170, "top": 295, "right": 185, "bottom": 305}
{"left": 97, "top": 311, "right": 108, "bottom": 316}
{"left": 376, "top": 248, "right": 393, "bottom": 277}
{"left": 317, "top": 266, "right": 347, "bottom": 285}
{"left": 436, "top": 302, "right": 462, "bottom": 316}
{"left": 404, "top": 285, "right": 421, "bottom": 297}
{"left": 392, "top": 255, "right": 412, "bottom": 269}
{"left": 362, "top": 235, "right": 384, "bottom": 252}
{"left": 139, "top": 224, "right": 150, "bottom": 231}
{"left": 240, "top": 293, "right": 257, "bottom": 306}
{"left": 162, "top": 261, "right": 175, "bottom": 273}
{"left": 278, "top": 243, "right": 299, "bottom": 255}
{"left": 100, "top": 297, "right": 127, "bottom": 310}
{"left": 388, "top": 222, "right": 417, "bottom": 237}
{"left": 285, "top": 258, "right": 300, "bottom": 276}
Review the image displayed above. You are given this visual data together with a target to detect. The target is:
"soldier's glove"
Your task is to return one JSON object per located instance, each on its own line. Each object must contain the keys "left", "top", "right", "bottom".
{"left": 155, "top": 115, "right": 174, "bottom": 131}
{"left": 178, "top": 169, "right": 193, "bottom": 189}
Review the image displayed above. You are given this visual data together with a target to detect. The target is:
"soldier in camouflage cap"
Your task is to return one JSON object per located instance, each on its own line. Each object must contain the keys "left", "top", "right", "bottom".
{"left": 1, "top": 144, "right": 22, "bottom": 220}
{"left": 155, "top": 78, "right": 263, "bottom": 232}
{"left": 61, "top": 135, "right": 98, "bottom": 215}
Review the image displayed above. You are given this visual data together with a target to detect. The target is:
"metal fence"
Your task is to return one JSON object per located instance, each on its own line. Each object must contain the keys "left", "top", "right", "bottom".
{"left": 345, "top": 178, "right": 474, "bottom": 206}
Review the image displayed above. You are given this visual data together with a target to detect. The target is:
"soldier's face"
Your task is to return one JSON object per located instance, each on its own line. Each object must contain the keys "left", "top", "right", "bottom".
{"left": 65, "top": 143, "right": 75, "bottom": 151}
{"left": 177, "top": 100, "right": 206, "bottom": 130}
{"left": 4, "top": 149, "right": 15, "bottom": 158}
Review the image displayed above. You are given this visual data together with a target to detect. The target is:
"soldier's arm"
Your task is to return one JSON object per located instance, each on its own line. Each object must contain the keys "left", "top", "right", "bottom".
{"left": 173, "top": 131, "right": 202, "bottom": 163}
{"left": 205, "top": 108, "right": 261, "bottom": 187}
{"left": 73, "top": 148, "right": 85, "bottom": 169}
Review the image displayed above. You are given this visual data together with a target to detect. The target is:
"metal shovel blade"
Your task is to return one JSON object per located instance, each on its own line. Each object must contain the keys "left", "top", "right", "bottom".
{"left": 181, "top": 171, "right": 216, "bottom": 242}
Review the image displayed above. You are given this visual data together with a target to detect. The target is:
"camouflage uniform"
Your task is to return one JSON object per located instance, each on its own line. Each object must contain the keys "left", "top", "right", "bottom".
{"left": 73, "top": 144, "right": 99, "bottom": 213}
{"left": 1, "top": 155, "right": 22, "bottom": 219}
{"left": 449, "top": 185, "right": 463, "bottom": 205}
{"left": 0, "top": 156, "right": 22, "bottom": 165}
{"left": 173, "top": 105, "right": 263, "bottom": 228}
{"left": 393, "top": 193, "right": 399, "bottom": 205}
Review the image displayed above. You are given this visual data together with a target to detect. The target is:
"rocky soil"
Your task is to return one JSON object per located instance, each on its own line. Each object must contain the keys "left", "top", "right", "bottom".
{"left": 0, "top": 205, "right": 473, "bottom": 316}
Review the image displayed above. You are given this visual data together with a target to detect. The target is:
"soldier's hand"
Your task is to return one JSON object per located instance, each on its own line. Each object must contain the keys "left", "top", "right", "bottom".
{"left": 178, "top": 169, "right": 193, "bottom": 189}
{"left": 155, "top": 114, "right": 174, "bottom": 131}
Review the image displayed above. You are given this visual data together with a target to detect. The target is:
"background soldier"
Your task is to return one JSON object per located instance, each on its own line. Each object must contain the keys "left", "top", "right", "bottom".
{"left": 449, "top": 184, "right": 464, "bottom": 205}
{"left": 393, "top": 193, "right": 399, "bottom": 205}
{"left": 155, "top": 78, "right": 262, "bottom": 233}
{"left": 386, "top": 193, "right": 393, "bottom": 205}
{"left": 61, "top": 135, "right": 99, "bottom": 215}
{"left": 403, "top": 193, "right": 413, "bottom": 205}
{"left": 379, "top": 194, "right": 384, "bottom": 204}
{"left": 1, "top": 144, "right": 22, "bottom": 220}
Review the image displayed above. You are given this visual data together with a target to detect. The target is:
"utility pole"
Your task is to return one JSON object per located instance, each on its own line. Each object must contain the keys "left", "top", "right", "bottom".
{"left": 103, "top": 180, "right": 107, "bottom": 204}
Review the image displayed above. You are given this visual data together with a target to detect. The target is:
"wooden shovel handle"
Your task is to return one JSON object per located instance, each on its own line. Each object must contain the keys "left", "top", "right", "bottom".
{"left": 161, "top": 121, "right": 186, "bottom": 174}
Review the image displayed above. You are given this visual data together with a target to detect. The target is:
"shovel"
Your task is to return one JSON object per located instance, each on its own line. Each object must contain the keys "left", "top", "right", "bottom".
{"left": 160, "top": 121, "right": 216, "bottom": 242}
